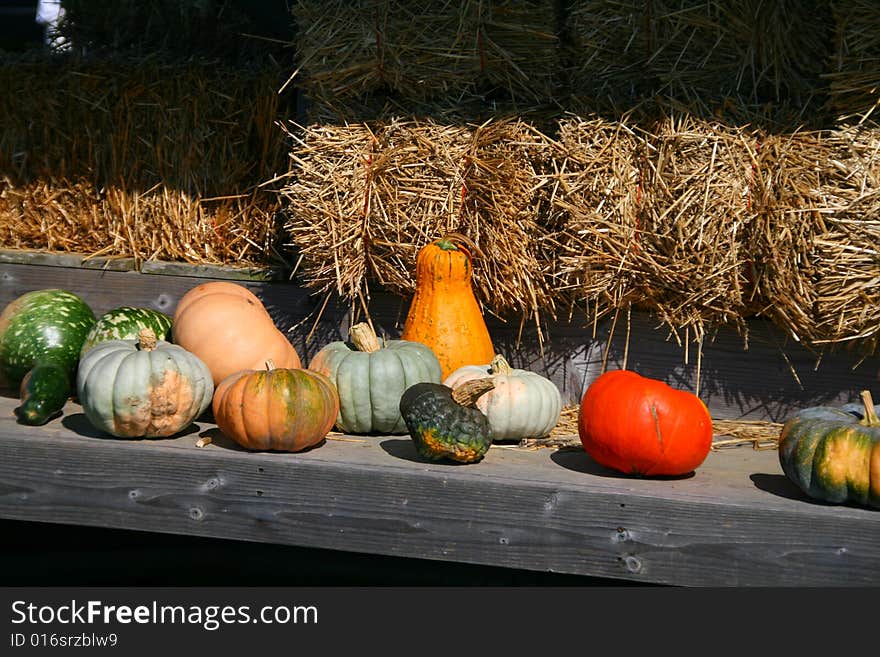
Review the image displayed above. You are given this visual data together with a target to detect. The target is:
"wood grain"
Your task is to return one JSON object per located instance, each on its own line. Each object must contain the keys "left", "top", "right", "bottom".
{"left": 0, "top": 397, "right": 877, "bottom": 586}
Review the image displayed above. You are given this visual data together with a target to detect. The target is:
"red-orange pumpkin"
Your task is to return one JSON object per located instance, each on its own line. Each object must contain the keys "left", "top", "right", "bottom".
{"left": 578, "top": 369, "right": 713, "bottom": 476}
{"left": 212, "top": 362, "right": 339, "bottom": 452}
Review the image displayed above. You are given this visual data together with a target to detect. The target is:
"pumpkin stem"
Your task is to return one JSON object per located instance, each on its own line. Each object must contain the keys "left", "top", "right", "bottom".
{"left": 436, "top": 232, "right": 484, "bottom": 260}
{"left": 490, "top": 354, "right": 512, "bottom": 376}
{"left": 265, "top": 360, "right": 276, "bottom": 371}
{"left": 350, "top": 322, "right": 381, "bottom": 352}
{"left": 860, "top": 390, "right": 879, "bottom": 426}
{"left": 137, "top": 328, "right": 158, "bottom": 352}
{"left": 451, "top": 377, "right": 495, "bottom": 408}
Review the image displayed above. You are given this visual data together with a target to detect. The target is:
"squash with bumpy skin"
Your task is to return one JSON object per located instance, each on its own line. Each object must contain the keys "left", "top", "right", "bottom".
{"left": 77, "top": 328, "right": 214, "bottom": 438}
{"left": 444, "top": 354, "right": 562, "bottom": 440}
{"left": 778, "top": 390, "right": 880, "bottom": 508}
{"left": 400, "top": 378, "right": 495, "bottom": 463}
{"left": 212, "top": 362, "right": 339, "bottom": 452}
{"left": 308, "top": 322, "right": 443, "bottom": 434}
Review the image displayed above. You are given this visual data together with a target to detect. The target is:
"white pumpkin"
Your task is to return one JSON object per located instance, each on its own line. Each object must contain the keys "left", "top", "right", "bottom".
{"left": 443, "top": 354, "right": 562, "bottom": 440}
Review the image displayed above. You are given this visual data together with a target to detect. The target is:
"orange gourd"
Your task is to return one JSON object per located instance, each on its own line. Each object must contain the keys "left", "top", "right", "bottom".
{"left": 578, "top": 369, "right": 713, "bottom": 477}
{"left": 172, "top": 281, "right": 301, "bottom": 386}
{"left": 401, "top": 234, "right": 494, "bottom": 379}
{"left": 212, "top": 362, "right": 339, "bottom": 452}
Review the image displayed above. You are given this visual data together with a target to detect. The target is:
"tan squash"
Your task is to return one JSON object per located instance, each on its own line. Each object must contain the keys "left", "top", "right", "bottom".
{"left": 172, "top": 281, "right": 301, "bottom": 386}
{"left": 401, "top": 233, "right": 494, "bottom": 379}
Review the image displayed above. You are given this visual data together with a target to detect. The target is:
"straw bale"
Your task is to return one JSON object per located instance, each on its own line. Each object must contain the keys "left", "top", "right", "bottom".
{"left": 290, "top": 0, "right": 560, "bottom": 108}
{"left": 753, "top": 125, "right": 880, "bottom": 354}
{"left": 564, "top": 1, "right": 832, "bottom": 119}
{"left": 548, "top": 112, "right": 759, "bottom": 342}
{"left": 823, "top": 0, "right": 880, "bottom": 126}
{"left": 280, "top": 116, "right": 556, "bottom": 324}
{"left": 543, "top": 113, "right": 647, "bottom": 322}
{"left": 0, "top": 55, "right": 289, "bottom": 267}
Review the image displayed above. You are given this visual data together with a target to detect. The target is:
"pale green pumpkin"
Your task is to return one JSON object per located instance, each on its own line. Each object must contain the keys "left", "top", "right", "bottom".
{"left": 76, "top": 328, "right": 214, "bottom": 438}
{"left": 444, "top": 354, "right": 562, "bottom": 441}
{"left": 308, "top": 322, "right": 443, "bottom": 434}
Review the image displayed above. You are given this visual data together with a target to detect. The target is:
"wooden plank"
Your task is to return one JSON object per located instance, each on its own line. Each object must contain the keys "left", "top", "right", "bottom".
{"left": 1, "top": 256, "right": 877, "bottom": 419}
{"left": 0, "top": 396, "right": 877, "bottom": 586}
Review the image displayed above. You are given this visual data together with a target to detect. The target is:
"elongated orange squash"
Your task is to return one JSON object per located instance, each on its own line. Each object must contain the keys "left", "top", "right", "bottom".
{"left": 401, "top": 234, "right": 494, "bottom": 379}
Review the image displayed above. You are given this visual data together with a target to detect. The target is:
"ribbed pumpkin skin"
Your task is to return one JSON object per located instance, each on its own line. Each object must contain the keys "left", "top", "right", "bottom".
{"left": 76, "top": 338, "right": 214, "bottom": 438}
{"left": 444, "top": 359, "right": 562, "bottom": 440}
{"left": 309, "top": 338, "right": 442, "bottom": 434}
{"left": 778, "top": 405, "right": 880, "bottom": 508}
{"left": 399, "top": 382, "right": 493, "bottom": 463}
{"left": 578, "top": 370, "right": 713, "bottom": 476}
{"left": 213, "top": 367, "right": 339, "bottom": 452}
{"left": 0, "top": 289, "right": 95, "bottom": 386}
{"left": 172, "top": 281, "right": 302, "bottom": 386}
{"left": 80, "top": 306, "right": 173, "bottom": 357}
{"left": 401, "top": 238, "right": 494, "bottom": 379}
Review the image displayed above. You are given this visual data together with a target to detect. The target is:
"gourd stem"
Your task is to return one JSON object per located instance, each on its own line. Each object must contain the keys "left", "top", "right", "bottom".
{"left": 350, "top": 322, "right": 381, "bottom": 352}
{"left": 860, "top": 390, "right": 879, "bottom": 426}
{"left": 137, "top": 328, "right": 158, "bottom": 352}
{"left": 490, "top": 354, "right": 511, "bottom": 376}
{"left": 451, "top": 377, "right": 495, "bottom": 407}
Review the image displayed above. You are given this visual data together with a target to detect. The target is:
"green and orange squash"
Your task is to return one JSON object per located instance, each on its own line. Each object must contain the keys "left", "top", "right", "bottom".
{"left": 778, "top": 390, "right": 880, "bottom": 508}
{"left": 212, "top": 362, "right": 339, "bottom": 452}
{"left": 400, "top": 378, "right": 495, "bottom": 463}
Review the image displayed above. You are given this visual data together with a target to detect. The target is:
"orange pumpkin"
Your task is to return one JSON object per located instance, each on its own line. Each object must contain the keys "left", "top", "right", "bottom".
{"left": 401, "top": 234, "right": 494, "bottom": 379}
{"left": 212, "top": 362, "right": 339, "bottom": 452}
{"left": 172, "top": 281, "right": 302, "bottom": 386}
{"left": 578, "top": 369, "right": 713, "bottom": 476}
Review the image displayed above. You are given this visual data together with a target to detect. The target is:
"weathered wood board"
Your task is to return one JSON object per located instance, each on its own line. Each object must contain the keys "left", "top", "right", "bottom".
{"left": 0, "top": 395, "right": 877, "bottom": 587}
{"left": 1, "top": 251, "right": 877, "bottom": 421}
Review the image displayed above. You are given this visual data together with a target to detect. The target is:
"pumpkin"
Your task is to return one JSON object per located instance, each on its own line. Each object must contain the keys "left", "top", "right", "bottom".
{"left": 444, "top": 354, "right": 562, "bottom": 440}
{"left": 76, "top": 328, "right": 214, "bottom": 438}
{"left": 213, "top": 362, "right": 339, "bottom": 452}
{"left": 80, "top": 306, "right": 173, "bottom": 358}
{"left": 172, "top": 281, "right": 302, "bottom": 386}
{"left": 399, "top": 378, "right": 495, "bottom": 463}
{"left": 401, "top": 233, "right": 494, "bottom": 379}
{"left": 578, "top": 369, "right": 713, "bottom": 476}
{"left": 308, "top": 322, "right": 443, "bottom": 434}
{"left": 778, "top": 390, "right": 880, "bottom": 508}
{"left": 0, "top": 288, "right": 95, "bottom": 425}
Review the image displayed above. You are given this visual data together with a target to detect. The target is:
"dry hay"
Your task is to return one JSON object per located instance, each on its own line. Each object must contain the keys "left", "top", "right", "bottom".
{"left": 289, "top": 0, "right": 560, "bottom": 108}
{"left": 750, "top": 125, "right": 880, "bottom": 355}
{"left": 280, "top": 116, "right": 556, "bottom": 327}
{"left": 548, "top": 112, "right": 760, "bottom": 344}
{"left": 823, "top": 0, "right": 880, "bottom": 126}
{"left": 543, "top": 113, "right": 647, "bottom": 324}
{"left": 0, "top": 56, "right": 289, "bottom": 267}
{"left": 564, "top": 0, "right": 832, "bottom": 119}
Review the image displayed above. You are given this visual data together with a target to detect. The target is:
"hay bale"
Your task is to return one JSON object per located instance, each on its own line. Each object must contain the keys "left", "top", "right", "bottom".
{"left": 564, "top": 0, "right": 833, "bottom": 120}
{"left": 543, "top": 113, "right": 647, "bottom": 323}
{"left": 752, "top": 126, "right": 880, "bottom": 354}
{"left": 0, "top": 55, "right": 289, "bottom": 267}
{"left": 280, "top": 116, "right": 556, "bottom": 325}
{"left": 823, "top": 0, "right": 880, "bottom": 125}
{"left": 290, "top": 0, "right": 560, "bottom": 109}
{"left": 548, "top": 112, "right": 759, "bottom": 343}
